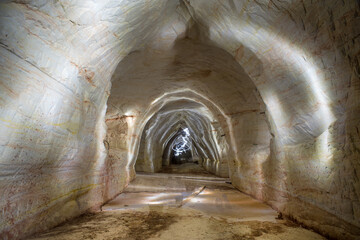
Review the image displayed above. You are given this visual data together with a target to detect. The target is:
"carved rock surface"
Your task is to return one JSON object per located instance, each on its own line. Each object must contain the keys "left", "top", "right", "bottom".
{"left": 0, "top": 0, "right": 359, "bottom": 239}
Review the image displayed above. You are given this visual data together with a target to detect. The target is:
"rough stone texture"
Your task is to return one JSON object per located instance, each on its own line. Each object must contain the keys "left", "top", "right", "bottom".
{"left": 135, "top": 106, "right": 230, "bottom": 176}
{"left": 182, "top": 1, "right": 360, "bottom": 239}
{"left": 106, "top": 38, "right": 268, "bottom": 179}
{"left": 0, "top": 0, "right": 359, "bottom": 239}
{"left": 0, "top": 1, "right": 179, "bottom": 239}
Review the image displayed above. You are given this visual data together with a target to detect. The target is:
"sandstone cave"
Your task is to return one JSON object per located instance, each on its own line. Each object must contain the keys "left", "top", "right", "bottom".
{"left": 0, "top": 1, "right": 359, "bottom": 239}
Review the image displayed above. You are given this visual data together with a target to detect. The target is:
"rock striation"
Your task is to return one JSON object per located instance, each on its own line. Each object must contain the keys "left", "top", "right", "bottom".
{"left": 0, "top": 0, "right": 359, "bottom": 239}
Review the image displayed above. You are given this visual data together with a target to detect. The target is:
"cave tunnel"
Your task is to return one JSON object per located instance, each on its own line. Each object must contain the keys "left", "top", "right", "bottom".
{"left": 167, "top": 127, "right": 193, "bottom": 165}
{"left": 0, "top": 1, "right": 360, "bottom": 239}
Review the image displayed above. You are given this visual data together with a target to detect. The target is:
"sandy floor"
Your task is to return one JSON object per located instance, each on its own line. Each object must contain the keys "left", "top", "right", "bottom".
{"left": 31, "top": 168, "right": 325, "bottom": 240}
{"left": 159, "top": 163, "right": 211, "bottom": 176}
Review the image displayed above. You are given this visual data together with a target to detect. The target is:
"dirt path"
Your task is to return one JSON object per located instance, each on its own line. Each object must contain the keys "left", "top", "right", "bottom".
{"left": 31, "top": 173, "right": 325, "bottom": 240}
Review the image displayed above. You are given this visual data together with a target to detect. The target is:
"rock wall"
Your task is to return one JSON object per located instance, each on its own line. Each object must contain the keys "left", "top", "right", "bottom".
{"left": 106, "top": 1, "right": 360, "bottom": 238}
{"left": 105, "top": 39, "right": 269, "bottom": 180}
{"left": 0, "top": 1, "right": 178, "bottom": 239}
{"left": 183, "top": 0, "right": 360, "bottom": 238}
{"left": 1, "top": 0, "right": 359, "bottom": 239}
{"left": 134, "top": 103, "right": 230, "bottom": 177}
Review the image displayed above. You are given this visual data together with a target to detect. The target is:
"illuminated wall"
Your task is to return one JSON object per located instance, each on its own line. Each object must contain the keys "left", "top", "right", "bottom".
{"left": 0, "top": 1, "right": 179, "bottom": 238}
{"left": 0, "top": 0, "right": 359, "bottom": 239}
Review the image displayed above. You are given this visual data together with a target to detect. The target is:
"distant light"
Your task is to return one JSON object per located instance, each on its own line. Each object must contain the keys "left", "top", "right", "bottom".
{"left": 183, "top": 128, "right": 190, "bottom": 136}
{"left": 172, "top": 128, "right": 191, "bottom": 156}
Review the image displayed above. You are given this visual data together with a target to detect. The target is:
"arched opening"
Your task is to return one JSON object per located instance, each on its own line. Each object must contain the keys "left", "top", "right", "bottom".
{"left": 133, "top": 97, "right": 233, "bottom": 177}
{"left": 168, "top": 127, "right": 193, "bottom": 164}
{"left": 1, "top": 1, "right": 359, "bottom": 239}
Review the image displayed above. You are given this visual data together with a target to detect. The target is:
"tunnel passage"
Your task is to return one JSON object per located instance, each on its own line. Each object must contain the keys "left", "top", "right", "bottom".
{"left": 133, "top": 98, "right": 233, "bottom": 177}
{"left": 169, "top": 148, "right": 193, "bottom": 165}
{"left": 0, "top": 1, "right": 359, "bottom": 239}
{"left": 167, "top": 127, "right": 193, "bottom": 165}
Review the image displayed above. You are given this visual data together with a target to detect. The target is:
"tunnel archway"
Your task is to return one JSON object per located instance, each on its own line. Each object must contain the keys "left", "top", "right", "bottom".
{"left": 105, "top": 36, "right": 273, "bottom": 183}
{"left": 165, "top": 127, "right": 193, "bottom": 165}
{"left": 167, "top": 127, "right": 193, "bottom": 165}
{"left": 133, "top": 98, "right": 235, "bottom": 177}
{"left": 1, "top": 1, "right": 359, "bottom": 239}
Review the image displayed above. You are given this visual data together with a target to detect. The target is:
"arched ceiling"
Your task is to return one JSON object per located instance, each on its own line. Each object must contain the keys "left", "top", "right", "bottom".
{"left": 105, "top": 36, "right": 271, "bottom": 178}
{"left": 135, "top": 100, "right": 229, "bottom": 176}
{"left": 104, "top": 0, "right": 352, "bottom": 149}
{"left": 106, "top": 38, "right": 262, "bottom": 118}
{"left": 103, "top": 2, "right": 359, "bottom": 238}
{"left": 1, "top": 1, "right": 359, "bottom": 239}
{"left": 182, "top": 0, "right": 347, "bottom": 144}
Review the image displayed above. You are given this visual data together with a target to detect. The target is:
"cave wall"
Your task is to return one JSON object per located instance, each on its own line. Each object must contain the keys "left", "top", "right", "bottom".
{"left": 0, "top": 0, "right": 359, "bottom": 239}
{"left": 0, "top": 1, "right": 178, "bottom": 239}
{"left": 105, "top": 1, "right": 360, "bottom": 238}
{"left": 134, "top": 105, "right": 230, "bottom": 177}
{"left": 184, "top": 0, "right": 360, "bottom": 238}
{"left": 105, "top": 39, "right": 268, "bottom": 180}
